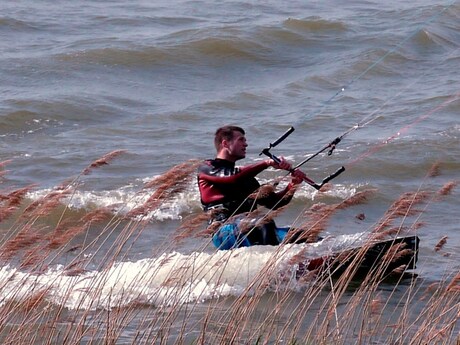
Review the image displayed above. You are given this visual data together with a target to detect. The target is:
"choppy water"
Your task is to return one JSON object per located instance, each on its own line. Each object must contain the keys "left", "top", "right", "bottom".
{"left": 0, "top": 0, "right": 459, "bottom": 343}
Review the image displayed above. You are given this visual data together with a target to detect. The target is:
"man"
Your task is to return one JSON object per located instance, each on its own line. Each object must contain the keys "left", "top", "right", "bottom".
{"left": 197, "top": 125, "right": 308, "bottom": 249}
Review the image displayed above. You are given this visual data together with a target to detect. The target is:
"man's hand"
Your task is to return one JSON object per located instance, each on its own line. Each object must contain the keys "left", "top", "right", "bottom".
{"left": 290, "top": 169, "right": 307, "bottom": 185}
{"left": 267, "top": 158, "right": 317, "bottom": 187}
{"left": 268, "top": 157, "right": 292, "bottom": 171}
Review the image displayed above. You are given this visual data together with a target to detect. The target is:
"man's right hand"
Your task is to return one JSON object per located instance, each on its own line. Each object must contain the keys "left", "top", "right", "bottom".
{"left": 268, "top": 157, "right": 292, "bottom": 171}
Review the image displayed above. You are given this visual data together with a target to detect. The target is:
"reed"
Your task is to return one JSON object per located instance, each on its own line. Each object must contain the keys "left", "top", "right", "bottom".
{"left": 82, "top": 150, "right": 127, "bottom": 175}
{"left": 0, "top": 157, "right": 458, "bottom": 345}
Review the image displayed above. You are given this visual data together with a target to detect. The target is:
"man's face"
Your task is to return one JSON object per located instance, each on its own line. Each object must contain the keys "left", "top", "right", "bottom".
{"left": 226, "top": 131, "right": 247, "bottom": 161}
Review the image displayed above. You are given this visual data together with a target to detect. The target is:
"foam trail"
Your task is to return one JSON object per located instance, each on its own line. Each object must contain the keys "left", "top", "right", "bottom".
{"left": 0, "top": 232, "right": 368, "bottom": 310}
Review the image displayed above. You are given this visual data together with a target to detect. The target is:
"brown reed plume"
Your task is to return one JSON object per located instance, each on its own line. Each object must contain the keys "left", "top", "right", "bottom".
{"left": 286, "top": 203, "right": 332, "bottom": 243}
{"left": 373, "top": 190, "right": 431, "bottom": 233}
{"left": 386, "top": 191, "right": 431, "bottom": 217}
{"left": 248, "top": 184, "right": 275, "bottom": 200}
{"left": 81, "top": 207, "right": 113, "bottom": 224}
{"left": 13, "top": 289, "right": 49, "bottom": 313}
{"left": 19, "top": 247, "right": 49, "bottom": 270}
{"left": 143, "top": 159, "right": 200, "bottom": 189}
{"left": 0, "top": 224, "right": 44, "bottom": 261}
{"left": 335, "top": 189, "right": 376, "bottom": 210}
{"left": 0, "top": 206, "right": 17, "bottom": 223}
{"left": 0, "top": 185, "right": 37, "bottom": 222}
{"left": 45, "top": 222, "right": 90, "bottom": 250}
{"left": 287, "top": 189, "right": 375, "bottom": 243}
{"left": 127, "top": 159, "right": 200, "bottom": 218}
{"left": 4, "top": 185, "right": 36, "bottom": 207}
{"left": 22, "top": 186, "right": 74, "bottom": 216}
{"left": 428, "top": 161, "right": 441, "bottom": 177}
{"left": 438, "top": 181, "right": 457, "bottom": 196}
{"left": 174, "top": 211, "right": 213, "bottom": 242}
{"left": 240, "top": 206, "right": 289, "bottom": 235}
{"left": 82, "top": 149, "right": 127, "bottom": 175}
{"left": 0, "top": 159, "right": 12, "bottom": 179}
{"left": 434, "top": 236, "right": 448, "bottom": 252}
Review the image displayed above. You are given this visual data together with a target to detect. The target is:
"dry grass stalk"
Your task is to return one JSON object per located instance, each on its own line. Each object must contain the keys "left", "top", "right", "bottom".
{"left": 369, "top": 293, "right": 383, "bottom": 317}
{"left": 126, "top": 187, "right": 173, "bottom": 218}
{"left": 380, "top": 242, "right": 410, "bottom": 265}
{"left": 14, "top": 289, "right": 48, "bottom": 313}
{"left": 3, "top": 156, "right": 460, "bottom": 345}
{"left": 387, "top": 191, "right": 431, "bottom": 215}
{"left": 82, "top": 149, "right": 126, "bottom": 175}
{"left": 446, "top": 273, "right": 460, "bottom": 293}
{"left": 434, "top": 236, "right": 448, "bottom": 252}
{"left": 0, "top": 159, "right": 12, "bottom": 169}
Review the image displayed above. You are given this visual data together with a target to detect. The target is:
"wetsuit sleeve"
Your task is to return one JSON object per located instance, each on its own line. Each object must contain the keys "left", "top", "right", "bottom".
{"left": 198, "top": 161, "right": 270, "bottom": 184}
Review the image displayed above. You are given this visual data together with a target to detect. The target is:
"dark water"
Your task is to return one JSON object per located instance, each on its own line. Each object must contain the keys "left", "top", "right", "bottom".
{"left": 0, "top": 0, "right": 459, "bottom": 343}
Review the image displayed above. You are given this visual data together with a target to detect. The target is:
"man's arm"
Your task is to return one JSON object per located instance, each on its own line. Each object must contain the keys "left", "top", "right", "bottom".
{"left": 198, "top": 160, "right": 271, "bottom": 184}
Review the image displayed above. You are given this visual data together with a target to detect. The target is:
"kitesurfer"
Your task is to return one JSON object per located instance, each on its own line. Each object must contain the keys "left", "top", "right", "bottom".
{"left": 197, "top": 125, "right": 306, "bottom": 249}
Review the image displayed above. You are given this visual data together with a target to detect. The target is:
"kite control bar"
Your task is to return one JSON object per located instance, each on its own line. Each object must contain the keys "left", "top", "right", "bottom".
{"left": 260, "top": 126, "right": 295, "bottom": 157}
{"left": 260, "top": 127, "right": 346, "bottom": 190}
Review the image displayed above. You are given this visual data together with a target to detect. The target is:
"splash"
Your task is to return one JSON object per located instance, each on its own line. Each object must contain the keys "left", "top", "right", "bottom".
{"left": 0, "top": 233, "right": 372, "bottom": 311}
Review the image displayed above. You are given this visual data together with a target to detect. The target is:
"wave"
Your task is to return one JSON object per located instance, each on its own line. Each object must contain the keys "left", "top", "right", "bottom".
{"left": 283, "top": 17, "right": 348, "bottom": 33}
{"left": 0, "top": 232, "right": 370, "bottom": 310}
{"left": 25, "top": 176, "right": 358, "bottom": 222}
{"left": 0, "top": 17, "right": 42, "bottom": 31}
{"left": 1, "top": 97, "right": 123, "bottom": 135}
{"left": 0, "top": 110, "right": 61, "bottom": 136}
{"left": 55, "top": 16, "right": 350, "bottom": 68}
{"left": 346, "top": 48, "right": 418, "bottom": 79}
{"left": 411, "top": 25, "right": 460, "bottom": 50}
{"left": 57, "top": 35, "right": 273, "bottom": 67}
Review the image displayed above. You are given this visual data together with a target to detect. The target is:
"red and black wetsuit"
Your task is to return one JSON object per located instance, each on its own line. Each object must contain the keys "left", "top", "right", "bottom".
{"left": 197, "top": 158, "right": 294, "bottom": 245}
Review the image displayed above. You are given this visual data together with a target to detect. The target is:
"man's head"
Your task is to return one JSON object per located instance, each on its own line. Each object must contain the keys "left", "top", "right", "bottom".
{"left": 214, "top": 125, "right": 247, "bottom": 161}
